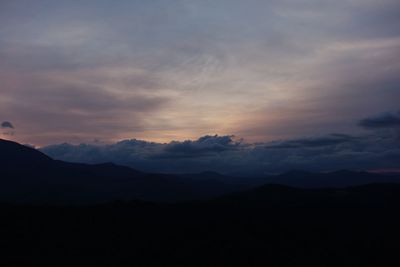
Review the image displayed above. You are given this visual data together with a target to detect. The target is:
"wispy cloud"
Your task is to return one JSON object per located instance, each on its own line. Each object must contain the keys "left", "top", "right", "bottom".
{"left": 0, "top": 0, "right": 399, "bottom": 144}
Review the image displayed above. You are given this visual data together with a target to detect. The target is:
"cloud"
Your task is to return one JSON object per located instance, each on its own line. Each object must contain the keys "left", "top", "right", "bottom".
{"left": 40, "top": 124, "right": 400, "bottom": 176}
{"left": 264, "top": 134, "right": 357, "bottom": 149}
{"left": 163, "top": 135, "right": 241, "bottom": 157}
{"left": 1, "top": 121, "right": 14, "bottom": 129}
{"left": 0, "top": 76, "right": 170, "bottom": 145}
{"left": 359, "top": 111, "right": 400, "bottom": 129}
{"left": 1, "top": 1, "right": 400, "bottom": 145}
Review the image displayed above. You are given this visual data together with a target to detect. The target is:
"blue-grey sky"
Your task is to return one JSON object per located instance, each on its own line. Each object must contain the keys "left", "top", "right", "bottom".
{"left": 1, "top": 0, "right": 399, "bottom": 146}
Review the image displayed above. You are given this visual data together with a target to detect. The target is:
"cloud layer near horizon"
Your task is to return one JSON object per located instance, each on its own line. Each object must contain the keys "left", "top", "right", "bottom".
{"left": 1, "top": 0, "right": 400, "bottom": 145}
{"left": 40, "top": 112, "right": 400, "bottom": 175}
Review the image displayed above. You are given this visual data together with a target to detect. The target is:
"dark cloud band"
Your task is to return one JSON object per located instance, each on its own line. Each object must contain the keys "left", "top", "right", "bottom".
{"left": 40, "top": 126, "right": 400, "bottom": 176}
{"left": 359, "top": 112, "right": 400, "bottom": 129}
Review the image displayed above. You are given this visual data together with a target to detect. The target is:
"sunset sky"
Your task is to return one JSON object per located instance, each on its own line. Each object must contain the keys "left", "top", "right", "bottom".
{"left": 1, "top": 0, "right": 399, "bottom": 174}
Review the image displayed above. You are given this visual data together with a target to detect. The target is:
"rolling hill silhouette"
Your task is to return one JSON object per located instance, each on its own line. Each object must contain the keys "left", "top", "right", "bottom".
{"left": 213, "top": 182, "right": 400, "bottom": 208}
{"left": 1, "top": 138, "right": 400, "bottom": 204}
{"left": 0, "top": 139, "right": 240, "bottom": 204}
{"left": 263, "top": 169, "right": 400, "bottom": 188}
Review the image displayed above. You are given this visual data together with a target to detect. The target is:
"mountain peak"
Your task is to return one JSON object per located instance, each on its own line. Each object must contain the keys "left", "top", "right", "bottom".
{"left": 0, "top": 138, "right": 52, "bottom": 164}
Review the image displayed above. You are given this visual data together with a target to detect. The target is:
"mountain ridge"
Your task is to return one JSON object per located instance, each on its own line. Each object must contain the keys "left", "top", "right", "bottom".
{"left": 0, "top": 139, "right": 240, "bottom": 204}
{"left": 2, "top": 138, "right": 400, "bottom": 205}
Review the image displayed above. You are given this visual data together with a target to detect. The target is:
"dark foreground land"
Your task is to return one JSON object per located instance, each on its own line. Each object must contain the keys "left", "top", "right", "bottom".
{"left": 2, "top": 139, "right": 400, "bottom": 266}
{"left": 2, "top": 184, "right": 400, "bottom": 267}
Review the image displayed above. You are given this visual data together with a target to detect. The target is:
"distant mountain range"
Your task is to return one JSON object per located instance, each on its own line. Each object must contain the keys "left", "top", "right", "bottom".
{"left": 1, "top": 138, "right": 400, "bottom": 204}
{"left": 0, "top": 139, "right": 241, "bottom": 204}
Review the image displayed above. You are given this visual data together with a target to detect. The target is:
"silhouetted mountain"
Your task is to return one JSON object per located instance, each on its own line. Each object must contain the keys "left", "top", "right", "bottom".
{"left": 214, "top": 182, "right": 400, "bottom": 208}
{"left": 2, "top": 138, "right": 400, "bottom": 205}
{"left": 1, "top": 139, "right": 52, "bottom": 169}
{"left": 0, "top": 139, "right": 240, "bottom": 204}
{"left": 180, "top": 169, "right": 400, "bottom": 190}
{"left": 263, "top": 169, "right": 400, "bottom": 188}
{"left": 178, "top": 171, "right": 264, "bottom": 188}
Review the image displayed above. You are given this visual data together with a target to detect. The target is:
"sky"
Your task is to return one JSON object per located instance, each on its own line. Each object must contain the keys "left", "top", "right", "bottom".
{"left": 1, "top": 0, "right": 399, "bottom": 174}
